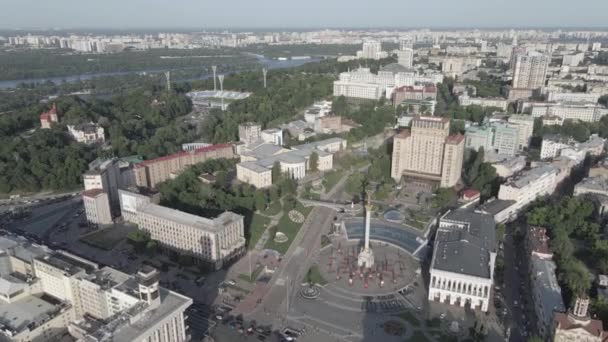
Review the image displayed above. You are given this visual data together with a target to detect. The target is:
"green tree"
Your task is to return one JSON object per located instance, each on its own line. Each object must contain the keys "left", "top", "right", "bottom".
{"left": 283, "top": 194, "right": 297, "bottom": 211}
{"left": 559, "top": 259, "right": 592, "bottom": 296}
{"left": 254, "top": 191, "right": 267, "bottom": 211}
{"left": 345, "top": 173, "right": 365, "bottom": 196}
{"left": 332, "top": 96, "right": 348, "bottom": 116}
{"left": 309, "top": 152, "right": 319, "bottom": 172}
{"left": 496, "top": 224, "right": 506, "bottom": 243}
{"left": 272, "top": 161, "right": 282, "bottom": 183}
{"left": 431, "top": 188, "right": 457, "bottom": 209}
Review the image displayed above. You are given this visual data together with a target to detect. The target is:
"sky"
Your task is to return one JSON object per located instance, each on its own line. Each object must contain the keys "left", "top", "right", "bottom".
{"left": 1, "top": 0, "right": 607, "bottom": 29}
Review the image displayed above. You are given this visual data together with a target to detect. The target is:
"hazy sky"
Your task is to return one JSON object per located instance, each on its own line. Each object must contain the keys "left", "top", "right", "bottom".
{"left": 1, "top": 0, "right": 607, "bottom": 29}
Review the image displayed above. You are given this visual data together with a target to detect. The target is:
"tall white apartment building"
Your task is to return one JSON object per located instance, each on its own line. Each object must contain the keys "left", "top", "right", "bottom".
{"left": 396, "top": 48, "right": 414, "bottom": 68}
{"left": 0, "top": 236, "right": 192, "bottom": 342}
{"left": 512, "top": 52, "right": 550, "bottom": 89}
{"left": 498, "top": 165, "right": 558, "bottom": 213}
{"left": 119, "top": 190, "right": 245, "bottom": 269}
{"left": 428, "top": 209, "right": 496, "bottom": 312}
{"left": 356, "top": 40, "right": 388, "bottom": 60}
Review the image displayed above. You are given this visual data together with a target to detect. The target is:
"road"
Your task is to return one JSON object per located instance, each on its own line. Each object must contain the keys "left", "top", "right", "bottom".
{"left": 503, "top": 224, "right": 527, "bottom": 342}
{"left": 248, "top": 206, "right": 336, "bottom": 322}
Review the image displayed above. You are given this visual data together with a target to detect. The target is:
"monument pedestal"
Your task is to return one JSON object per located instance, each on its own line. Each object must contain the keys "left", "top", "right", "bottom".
{"left": 357, "top": 247, "right": 375, "bottom": 269}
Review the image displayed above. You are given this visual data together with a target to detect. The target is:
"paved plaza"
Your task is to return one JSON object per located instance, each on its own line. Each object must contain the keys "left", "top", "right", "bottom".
{"left": 318, "top": 238, "right": 419, "bottom": 296}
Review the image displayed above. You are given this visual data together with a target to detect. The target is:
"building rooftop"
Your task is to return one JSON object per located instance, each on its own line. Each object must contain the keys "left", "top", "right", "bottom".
{"left": 479, "top": 199, "right": 517, "bottom": 216}
{"left": 138, "top": 203, "right": 242, "bottom": 233}
{"left": 87, "top": 288, "right": 191, "bottom": 342}
{"left": 531, "top": 256, "right": 565, "bottom": 324}
{"left": 576, "top": 176, "right": 608, "bottom": 192}
{"left": 135, "top": 143, "right": 232, "bottom": 168}
{"left": 554, "top": 312, "right": 605, "bottom": 338}
{"left": 528, "top": 226, "right": 552, "bottom": 256}
{"left": 445, "top": 134, "right": 464, "bottom": 144}
{"left": 432, "top": 209, "right": 496, "bottom": 279}
{"left": 507, "top": 165, "right": 557, "bottom": 189}
{"left": 82, "top": 189, "right": 105, "bottom": 198}
{"left": 0, "top": 295, "right": 68, "bottom": 336}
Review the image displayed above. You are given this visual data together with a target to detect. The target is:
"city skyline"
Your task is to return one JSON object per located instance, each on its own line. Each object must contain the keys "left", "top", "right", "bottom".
{"left": 1, "top": 0, "right": 608, "bottom": 29}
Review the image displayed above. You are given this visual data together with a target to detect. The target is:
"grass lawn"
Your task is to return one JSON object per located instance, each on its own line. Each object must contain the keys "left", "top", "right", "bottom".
{"left": 409, "top": 332, "right": 431, "bottom": 342}
{"left": 80, "top": 226, "right": 130, "bottom": 251}
{"left": 306, "top": 264, "right": 327, "bottom": 285}
{"left": 322, "top": 170, "right": 344, "bottom": 192}
{"left": 393, "top": 311, "right": 420, "bottom": 327}
{"left": 247, "top": 214, "right": 272, "bottom": 250}
{"left": 264, "top": 201, "right": 312, "bottom": 254}
{"left": 261, "top": 201, "right": 282, "bottom": 216}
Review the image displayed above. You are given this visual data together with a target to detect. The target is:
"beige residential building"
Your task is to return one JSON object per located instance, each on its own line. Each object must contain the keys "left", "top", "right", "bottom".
{"left": 512, "top": 51, "right": 550, "bottom": 89}
{"left": 391, "top": 116, "right": 464, "bottom": 188}
{"left": 134, "top": 143, "right": 234, "bottom": 189}
{"left": 82, "top": 189, "right": 112, "bottom": 225}
{"left": 119, "top": 190, "right": 245, "bottom": 269}
{"left": 236, "top": 162, "right": 272, "bottom": 188}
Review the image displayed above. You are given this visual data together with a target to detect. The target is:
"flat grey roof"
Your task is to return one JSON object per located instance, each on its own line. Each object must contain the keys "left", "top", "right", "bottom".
{"left": 531, "top": 256, "right": 565, "bottom": 325}
{"left": 432, "top": 209, "right": 496, "bottom": 279}
{"left": 508, "top": 165, "right": 557, "bottom": 189}
{"left": 238, "top": 161, "right": 270, "bottom": 173}
{"left": 0, "top": 295, "right": 63, "bottom": 334}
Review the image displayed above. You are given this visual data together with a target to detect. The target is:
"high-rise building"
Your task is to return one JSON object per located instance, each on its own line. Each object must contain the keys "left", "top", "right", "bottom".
{"left": 396, "top": 48, "right": 414, "bottom": 68}
{"left": 356, "top": 40, "right": 388, "bottom": 60}
{"left": 391, "top": 116, "right": 464, "bottom": 188}
{"left": 238, "top": 122, "right": 262, "bottom": 144}
{"left": 512, "top": 51, "right": 550, "bottom": 89}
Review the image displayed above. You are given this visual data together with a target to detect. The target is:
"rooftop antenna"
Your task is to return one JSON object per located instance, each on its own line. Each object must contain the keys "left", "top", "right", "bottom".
{"left": 218, "top": 74, "right": 225, "bottom": 111}
{"left": 212, "top": 65, "right": 217, "bottom": 91}
{"left": 164, "top": 71, "right": 171, "bottom": 91}
{"left": 262, "top": 67, "right": 268, "bottom": 89}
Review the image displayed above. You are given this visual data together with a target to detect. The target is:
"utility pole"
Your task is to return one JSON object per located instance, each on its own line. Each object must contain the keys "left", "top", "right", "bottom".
{"left": 286, "top": 275, "right": 289, "bottom": 314}
{"left": 212, "top": 65, "right": 217, "bottom": 91}
{"left": 218, "top": 74, "right": 225, "bottom": 111}
{"left": 164, "top": 71, "right": 171, "bottom": 91}
{"left": 262, "top": 67, "right": 268, "bottom": 89}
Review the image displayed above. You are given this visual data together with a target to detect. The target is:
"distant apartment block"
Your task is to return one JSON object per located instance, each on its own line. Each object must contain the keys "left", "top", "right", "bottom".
{"left": 391, "top": 116, "right": 464, "bottom": 188}
{"left": 531, "top": 102, "right": 606, "bottom": 123}
{"left": 133, "top": 143, "right": 234, "bottom": 189}
{"left": 512, "top": 51, "right": 550, "bottom": 89}
{"left": 465, "top": 123, "right": 519, "bottom": 158}
{"left": 458, "top": 94, "right": 508, "bottom": 111}
{"left": 119, "top": 190, "right": 245, "bottom": 269}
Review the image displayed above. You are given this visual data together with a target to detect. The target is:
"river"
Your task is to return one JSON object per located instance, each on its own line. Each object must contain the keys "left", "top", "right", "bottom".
{"left": 0, "top": 55, "right": 322, "bottom": 90}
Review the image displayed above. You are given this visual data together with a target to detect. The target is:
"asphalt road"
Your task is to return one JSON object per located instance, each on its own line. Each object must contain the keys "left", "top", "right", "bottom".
{"left": 249, "top": 206, "right": 336, "bottom": 322}
{"left": 503, "top": 225, "right": 527, "bottom": 342}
